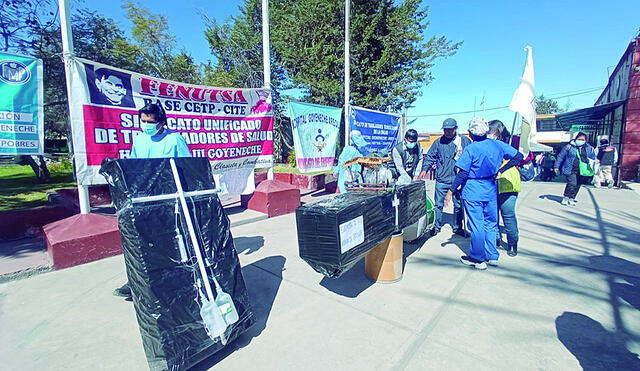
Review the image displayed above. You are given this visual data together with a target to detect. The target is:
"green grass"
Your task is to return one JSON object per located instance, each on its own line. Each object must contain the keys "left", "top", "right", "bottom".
{"left": 272, "top": 164, "right": 332, "bottom": 176}
{"left": 0, "top": 164, "right": 76, "bottom": 211}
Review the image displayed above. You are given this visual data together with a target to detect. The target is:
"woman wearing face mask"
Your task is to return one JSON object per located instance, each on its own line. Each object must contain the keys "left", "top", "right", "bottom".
{"left": 554, "top": 132, "right": 596, "bottom": 206}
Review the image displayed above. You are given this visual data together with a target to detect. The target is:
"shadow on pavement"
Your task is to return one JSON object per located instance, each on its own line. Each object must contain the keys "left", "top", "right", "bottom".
{"left": 191, "top": 255, "right": 285, "bottom": 370}
{"left": 539, "top": 194, "right": 563, "bottom": 203}
{"left": 319, "top": 259, "right": 373, "bottom": 298}
{"left": 233, "top": 236, "right": 265, "bottom": 255}
{"left": 403, "top": 234, "right": 430, "bottom": 270}
{"left": 0, "top": 237, "right": 45, "bottom": 258}
{"left": 555, "top": 312, "right": 640, "bottom": 370}
{"left": 319, "top": 234, "right": 431, "bottom": 298}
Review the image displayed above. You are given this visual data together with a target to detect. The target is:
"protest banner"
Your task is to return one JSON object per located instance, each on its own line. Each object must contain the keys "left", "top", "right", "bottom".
{"left": 288, "top": 101, "right": 341, "bottom": 173}
{"left": 0, "top": 52, "right": 44, "bottom": 155}
{"left": 69, "top": 58, "right": 273, "bottom": 193}
{"left": 349, "top": 105, "right": 400, "bottom": 154}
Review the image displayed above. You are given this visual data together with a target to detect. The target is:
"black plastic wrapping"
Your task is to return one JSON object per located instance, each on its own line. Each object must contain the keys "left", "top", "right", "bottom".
{"left": 100, "top": 158, "right": 254, "bottom": 371}
{"left": 296, "top": 191, "right": 395, "bottom": 278}
{"left": 396, "top": 181, "right": 427, "bottom": 230}
{"left": 296, "top": 181, "right": 426, "bottom": 278}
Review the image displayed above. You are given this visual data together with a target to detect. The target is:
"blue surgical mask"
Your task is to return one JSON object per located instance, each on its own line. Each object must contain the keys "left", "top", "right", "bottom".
{"left": 141, "top": 123, "right": 160, "bottom": 136}
{"left": 575, "top": 140, "right": 586, "bottom": 147}
{"left": 405, "top": 141, "right": 417, "bottom": 149}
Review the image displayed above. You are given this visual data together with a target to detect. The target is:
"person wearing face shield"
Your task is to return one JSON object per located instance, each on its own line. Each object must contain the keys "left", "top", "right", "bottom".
{"left": 333, "top": 130, "right": 370, "bottom": 193}
{"left": 389, "top": 129, "right": 423, "bottom": 185}
{"left": 554, "top": 132, "right": 596, "bottom": 206}
{"left": 445, "top": 118, "right": 522, "bottom": 270}
{"left": 113, "top": 102, "right": 191, "bottom": 299}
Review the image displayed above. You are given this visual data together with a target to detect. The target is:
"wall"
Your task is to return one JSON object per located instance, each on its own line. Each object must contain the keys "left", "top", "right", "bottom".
{"left": 596, "top": 48, "right": 634, "bottom": 105}
{"left": 595, "top": 39, "right": 640, "bottom": 181}
{"left": 622, "top": 39, "right": 640, "bottom": 180}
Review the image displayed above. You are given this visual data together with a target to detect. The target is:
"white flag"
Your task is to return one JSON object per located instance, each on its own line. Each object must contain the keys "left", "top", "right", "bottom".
{"left": 509, "top": 46, "right": 536, "bottom": 156}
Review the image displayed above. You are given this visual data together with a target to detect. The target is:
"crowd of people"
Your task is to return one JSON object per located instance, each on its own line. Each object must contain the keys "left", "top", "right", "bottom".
{"left": 389, "top": 117, "right": 619, "bottom": 270}
{"left": 124, "top": 103, "right": 620, "bottom": 277}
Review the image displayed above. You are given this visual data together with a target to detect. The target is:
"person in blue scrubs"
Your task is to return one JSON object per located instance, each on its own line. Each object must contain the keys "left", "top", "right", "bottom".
{"left": 445, "top": 118, "right": 523, "bottom": 270}
{"left": 130, "top": 103, "right": 191, "bottom": 159}
{"left": 333, "top": 130, "right": 370, "bottom": 193}
{"left": 114, "top": 102, "right": 191, "bottom": 299}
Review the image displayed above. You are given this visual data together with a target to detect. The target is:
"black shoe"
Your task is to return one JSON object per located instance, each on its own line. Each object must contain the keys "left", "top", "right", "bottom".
{"left": 497, "top": 239, "right": 502, "bottom": 248}
{"left": 454, "top": 229, "right": 469, "bottom": 238}
{"left": 507, "top": 245, "right": 518, "bottom": 257}
{"left": 113, "top": 283, "right": 132, "bottom": 298}
{"left": 431, "top": 227, "right": 441, "bottom": 236}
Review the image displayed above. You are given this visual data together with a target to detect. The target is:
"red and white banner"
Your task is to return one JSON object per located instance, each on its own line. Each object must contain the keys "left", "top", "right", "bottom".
{"left": 69, "top": 58, "right": 273, "bottom": 192}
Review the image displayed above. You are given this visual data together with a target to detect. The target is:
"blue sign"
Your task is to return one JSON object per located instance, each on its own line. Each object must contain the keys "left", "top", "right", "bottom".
{"left": 349, "top": 106, "right": 400, "bottom": 155}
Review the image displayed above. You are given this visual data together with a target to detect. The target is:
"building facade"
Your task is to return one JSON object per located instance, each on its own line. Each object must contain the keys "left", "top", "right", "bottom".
{"left": 593, "top": 37, "right": 640, "bottom": 181}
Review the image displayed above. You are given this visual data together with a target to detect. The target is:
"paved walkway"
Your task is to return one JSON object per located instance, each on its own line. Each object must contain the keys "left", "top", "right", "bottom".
{"left": 1, "top": 181, "right": 639, "bottom": 370}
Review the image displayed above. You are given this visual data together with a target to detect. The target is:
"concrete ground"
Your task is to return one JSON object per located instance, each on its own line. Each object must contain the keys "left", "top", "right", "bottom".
{"left": 1, "top": 181, "right": 639, "bottom": 370}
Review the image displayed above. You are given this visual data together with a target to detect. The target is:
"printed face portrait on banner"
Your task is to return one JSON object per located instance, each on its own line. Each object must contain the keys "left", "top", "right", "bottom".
{"left": 86, "top": 65, "right": 135, "bottom": 108}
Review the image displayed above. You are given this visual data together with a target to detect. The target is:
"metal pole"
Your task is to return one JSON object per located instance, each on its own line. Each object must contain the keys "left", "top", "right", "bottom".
{"left": 401, "top": 107, "right": 407, "bottom": 136}
{"left": 344, "top": 0, "right": 351, "bottom": 146}
{"left": 510, "top": 112, "right": 518, "bottom": 146}
{"left": 58, "top": 0, "right": 90, "bottom": 214}
{"left": 261, "top": 0, "right": 271, "bottom": 88}
{"left": 261, "top": 0, "right": 275, "bottom": 180}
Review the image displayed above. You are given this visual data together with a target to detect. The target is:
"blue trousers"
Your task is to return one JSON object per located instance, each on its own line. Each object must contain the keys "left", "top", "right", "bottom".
{"left": 497, "top": 192, "right": 519, "bottom": 247}
{"left": 434, "top": 181, "right": 464, "bottom": 231}
{"left": 464, "top": 198, "right": 499, "bottom": 261}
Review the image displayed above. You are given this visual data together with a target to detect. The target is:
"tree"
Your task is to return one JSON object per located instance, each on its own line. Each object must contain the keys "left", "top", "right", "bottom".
{"left": 204, "top": 0, "right": 290, "bottom": 161}
{"left": 122, "top": 1, "right": 201, "bottom": 84}
{"left": 270, "top": 0, "right": 461, "bottom": 111}
{"left": 28, "top": 9, "right": 146, "bottom": 138}
{"left": 0, "top": 0, "right": 56, "bottom": 52}
{"left": 205, "top": 0, "right": 460, "bottom": 159}
{"left": 536, "top": 94, "right": 566, "bottom": 115}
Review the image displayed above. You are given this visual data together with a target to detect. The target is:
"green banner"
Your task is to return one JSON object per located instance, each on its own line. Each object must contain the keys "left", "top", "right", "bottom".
{"left": 0, "top": 52, "right": 44, "bottom": 154}
{"left": 288, "top": 101, "right": 342, "bottom": 173}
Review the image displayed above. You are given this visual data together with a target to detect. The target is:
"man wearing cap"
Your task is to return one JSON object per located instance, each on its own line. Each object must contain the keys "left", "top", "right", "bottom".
{"left": 445, "top": 118, "right": 523, "bottom": 270}
{"left": 419, "top": 118, "right": 471, "bottom": 236}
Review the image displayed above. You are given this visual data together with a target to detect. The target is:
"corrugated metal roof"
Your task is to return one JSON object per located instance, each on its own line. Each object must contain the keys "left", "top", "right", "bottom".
{"left": 555, "top": 101, "right": 625, "bottom": 130}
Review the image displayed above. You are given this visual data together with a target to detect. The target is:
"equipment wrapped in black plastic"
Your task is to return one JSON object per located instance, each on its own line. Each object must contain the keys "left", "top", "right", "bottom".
{"left": 296, "top": 181, "right": 426, "bottom": 278}
{"left": 296, "top": 191, "right": 395, "bottom": 278}
{"left": 100, "top": 158, "right": 254, "bottom": 371}
{"left": 395, "top": 181, "right": 427, "bottom": 231}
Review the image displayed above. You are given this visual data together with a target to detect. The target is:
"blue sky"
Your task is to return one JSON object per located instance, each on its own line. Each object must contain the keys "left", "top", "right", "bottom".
{"left": 79, "top": 0, "right": 640, "bottom": 132}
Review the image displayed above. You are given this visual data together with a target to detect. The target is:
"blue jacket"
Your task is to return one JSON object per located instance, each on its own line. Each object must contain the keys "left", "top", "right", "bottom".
{"left": 554, "top": 141, "right": 596, "bottom": 176}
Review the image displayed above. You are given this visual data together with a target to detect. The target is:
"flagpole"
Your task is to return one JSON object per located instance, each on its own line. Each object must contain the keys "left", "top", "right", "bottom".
{"left": 344, "top": 0, "right": 351, "bottom": 146}
{"left": 261, "top": 0, "right": 274, "bottom": 179}
{"left": 510, "top": 112, "right": 518, "bottom": 146}
{"left": 58, "top": 0, "right": 90, "bottom": 214}
{"left": 261, "top": 0, "right": 271, "bottom": 89}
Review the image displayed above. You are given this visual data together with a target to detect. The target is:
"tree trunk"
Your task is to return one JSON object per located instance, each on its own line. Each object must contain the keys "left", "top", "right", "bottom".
{"left": 17, "top": 155, "right": 51, "bottom": 183}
